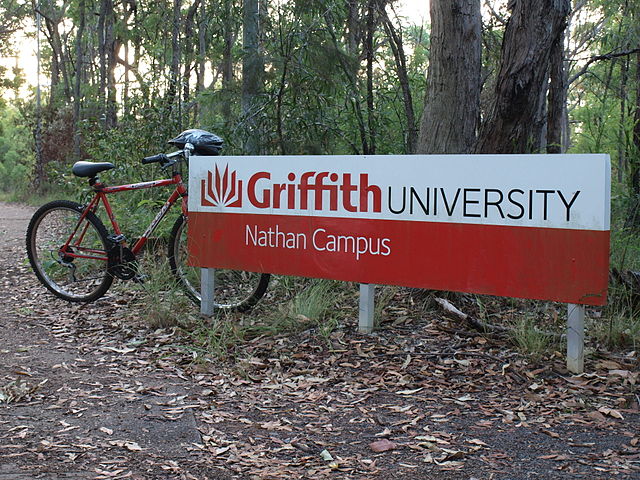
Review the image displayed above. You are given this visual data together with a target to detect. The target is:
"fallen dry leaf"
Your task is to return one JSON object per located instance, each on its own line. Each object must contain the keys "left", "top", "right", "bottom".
{"left": 598, "top": 406, "right": 624, "bottom": 420}
{"left": 370, "top": 439, "right": 397, "bottom": 453}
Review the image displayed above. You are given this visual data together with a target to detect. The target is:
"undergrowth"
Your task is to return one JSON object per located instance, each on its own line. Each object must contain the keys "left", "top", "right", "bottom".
{"left": 133, "top": 259, "right": 197, "bottom": 329}
{"left": 129, "top": 262, "right": 639, "bottom": 364}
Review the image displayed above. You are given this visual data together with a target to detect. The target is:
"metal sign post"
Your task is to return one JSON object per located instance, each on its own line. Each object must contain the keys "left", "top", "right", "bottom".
{"left": 359, "top": 284, "right": 375, "bottom": 333}
{"left": 567, "top": 303, "right": 585, "bottom": 374}
{"left": 201, "top": 268, "right": 216, "bottom": 316}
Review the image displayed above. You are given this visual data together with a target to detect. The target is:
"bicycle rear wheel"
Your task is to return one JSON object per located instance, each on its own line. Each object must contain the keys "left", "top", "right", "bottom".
{"left": 168, "top": 214, "right": 270, "bottom": 311}
{"left": 26, "top": 200, "right": 113, "bottom": 302}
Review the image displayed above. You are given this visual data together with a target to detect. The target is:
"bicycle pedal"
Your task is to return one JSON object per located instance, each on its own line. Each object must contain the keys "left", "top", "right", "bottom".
{"left": 108, "top": 233, "right": 127, "bottom": 244}
{"left": 132, "top": 273, "right": 147, "bottom": 284}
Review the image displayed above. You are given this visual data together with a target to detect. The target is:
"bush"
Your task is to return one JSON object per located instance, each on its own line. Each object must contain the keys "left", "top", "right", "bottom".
{"left": 0, "top": 105, "right": 34, "bottom": 196}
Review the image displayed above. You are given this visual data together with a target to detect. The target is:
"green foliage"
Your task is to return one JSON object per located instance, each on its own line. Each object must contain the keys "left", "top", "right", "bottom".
{"left": 133, "top": 259, "right": 197, "bottom": 329}
{"left": 184, "top": 314, "right": 246, "bottom": 361}
{"left": 0, "top": 105, "right": 33, "bottom": 196}
{"left": 374, "top": 285, "right": 399, "bottom": 325}
{"left": 290, "top": 279, "right": 337, "bottom": 323}
{"left": 610, "top": 189, "right": 640, "bottom": 271}
{"left": 592, "top": 312, "right": 640, "bottom": 350}
{"left": 510, "top": 316, "right": 559, "bottom": 359}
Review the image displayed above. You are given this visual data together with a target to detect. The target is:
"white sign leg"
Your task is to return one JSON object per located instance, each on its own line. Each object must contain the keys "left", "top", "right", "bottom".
{"left": 201, "top": 268, "right": 216, "bottom": 316}
{"left": 567, "top": 303, "right": 585, "bottom": 374}
{"left": 359, "top": 284, "right": 375, "bottom": 333}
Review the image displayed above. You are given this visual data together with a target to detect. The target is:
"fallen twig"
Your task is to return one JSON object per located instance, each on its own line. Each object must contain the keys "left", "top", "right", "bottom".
{"left": 435, "top": 297, "right": 510, "bottom": 335}
{"left": 435, "top": 297, "right": 565, "bottom": 341}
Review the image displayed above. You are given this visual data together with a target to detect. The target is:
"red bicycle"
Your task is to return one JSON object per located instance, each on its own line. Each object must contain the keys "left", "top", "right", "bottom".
{"left": 26, "top": 129, "right": 270, "bottom": 310}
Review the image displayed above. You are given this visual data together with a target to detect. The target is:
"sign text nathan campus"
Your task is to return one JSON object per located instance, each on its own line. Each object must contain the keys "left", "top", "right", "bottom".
{"left": 188, "top": 154, "right": 610, "bottom": 306}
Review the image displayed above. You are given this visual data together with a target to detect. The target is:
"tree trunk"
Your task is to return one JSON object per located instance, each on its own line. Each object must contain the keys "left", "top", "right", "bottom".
{"left": 547, "top": 29, "right": 568, "bottom": 154}
{"left": 345, "top": 0, "right": 359, "bottom": 59}
{"left": 166, "top": 0, "right": 182, "bottom": 115}
{"left": 72, "top": 0, "right": 86, "bottom": 159}
{"left": 364, "top": 0, "right": 376, "bottom": 154}
{"left": 242, "top": 0, "right": 263, "bottom": 155}
{"left": 97, "top": 0, "right": 118, "bottom": 128}
{"left": 98, "top": 0, "right": 107, "bottom": 119}
{"left": 183, "top": 0, "right": 200, "bottom": 113}
{"left": 380, "top": 5, "right": 417, "bottom": 153}
{"left": 475, "top": 0, "right": 570, "bottom": 154}
{"left": 627, "top": 51, "right": 640, "bottom": 229}
{"left": 324, "top": 9, "right": 368, "bottom": 154}
{"left": 195, "top": 1, "right": 207, "bottom": 122}
{"left": 221, "top": 0, "right": 235, "bottom": 126}
{"left": 417, "top": 0, "right": 481, "bottom": 154}
{"left": 105, "top": 8, "right": 118, "bottom": 129}
{"left": 42, "top": 17, "right": 62, "bottom": 106}
{"left": 618, "top": 57, "right": 629, "bottom": 182}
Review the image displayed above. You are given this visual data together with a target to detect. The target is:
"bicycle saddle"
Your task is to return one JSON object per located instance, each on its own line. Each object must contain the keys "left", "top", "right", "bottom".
{"left": 72, "top": 161, "right": 116, "bottom": 178}
{"left": 169, "top": 129, "right": 223, "bottom": 155}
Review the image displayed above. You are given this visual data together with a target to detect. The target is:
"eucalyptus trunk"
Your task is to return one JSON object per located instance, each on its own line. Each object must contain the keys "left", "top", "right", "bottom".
{"left": 475, "top": 0, "right": 571, "bottom": 154}
{"left": 221, "top": 0, "right": 235, "bottom": 126}
{"left": 242, "top": 0, "right": 263, "bottom": 155}
{"left": 627, "top": 51, "right": 640, "bottom": 229}
{"left": 166, "top": 0, "right": 182, "bottom": 116}
{"left": 72, "top": 0, "right": 86, "bottom": 159}
{"left": 547, "top": 30, "right": 568, "bottom": 154}
{"left": 417, "top": 0, "right": 481, "bottom": 154}
{"left": 380, "top": 4, "right": 417, "bottom": 153}
{"left": 364, "top": 0, "right": 376, "bottom": 154}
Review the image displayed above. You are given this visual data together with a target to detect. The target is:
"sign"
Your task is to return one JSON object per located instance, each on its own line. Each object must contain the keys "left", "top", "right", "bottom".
{"left": 188, "top": 154, "right": 610, "bottom": 306}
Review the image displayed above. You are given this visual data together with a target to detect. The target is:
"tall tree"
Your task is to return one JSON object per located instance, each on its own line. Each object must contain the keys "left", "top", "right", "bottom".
{"left": 166, "top": 0, "right": 182, "bottom": 116}
{"left": 241, "top": 0, "right": 264, "bottom": 155}
{"left": 628, "top": 50, "right": 640, "bottom": 228}
{"left": 380, "top": 4, "right": 418, "bottom": 153}
{"left": 475, "top": 0, "right": 571, "bottom": 154}
{"left": 546, "top": 28, "right": 568, "bottom": 154}
{"left": 98, "top": 0, "right": 118, "bottom": 128}
{"left": 417, "top": 0, "right": 481, "bottom": 154}
{"left": 72, "top": 0, "right": 86, "bottom": 158}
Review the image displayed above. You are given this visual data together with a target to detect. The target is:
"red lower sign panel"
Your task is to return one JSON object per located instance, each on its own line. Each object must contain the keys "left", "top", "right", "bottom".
{"left": 188, "top": 212, "right": 609, "bottom": 306}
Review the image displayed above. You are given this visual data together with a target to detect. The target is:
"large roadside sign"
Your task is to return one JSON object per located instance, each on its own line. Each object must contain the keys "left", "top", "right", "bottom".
{"left": 188, "top": 154, "right": 610, "bottom": 306}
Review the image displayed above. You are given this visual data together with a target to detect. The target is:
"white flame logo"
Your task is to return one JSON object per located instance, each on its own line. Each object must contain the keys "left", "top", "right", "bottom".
{"left": 200, "top": 164, "right": 243, "bottom": 207}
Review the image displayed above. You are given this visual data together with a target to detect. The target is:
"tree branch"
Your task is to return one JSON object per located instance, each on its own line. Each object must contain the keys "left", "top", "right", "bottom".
{"left": 569, "top": 48, "right": 640, "bottom": 84}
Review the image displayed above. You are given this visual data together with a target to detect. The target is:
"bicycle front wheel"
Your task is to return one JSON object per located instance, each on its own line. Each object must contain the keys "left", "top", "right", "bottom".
{"left": 168, "top": 215, "right": 270, "bottom": 311}
{"left": 26, "top": 200, "right": 113, "bottom": 302}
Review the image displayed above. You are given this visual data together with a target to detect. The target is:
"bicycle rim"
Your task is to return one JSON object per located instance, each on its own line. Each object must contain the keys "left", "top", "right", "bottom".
{"left": 169, "top": 215, "right": 269, "bottom": 311}
{"left": 27, "top": 201, "right": 112, "bottom": 302}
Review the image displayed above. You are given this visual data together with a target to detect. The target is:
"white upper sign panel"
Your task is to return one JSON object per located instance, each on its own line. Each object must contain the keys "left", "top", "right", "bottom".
{"left": 189, "top": 154, "right": 611, "bottom": 231}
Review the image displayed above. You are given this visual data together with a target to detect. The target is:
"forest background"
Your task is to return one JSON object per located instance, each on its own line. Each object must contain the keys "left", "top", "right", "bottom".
{"left": 0, "top": 0, "right": 639, "bottom": 323}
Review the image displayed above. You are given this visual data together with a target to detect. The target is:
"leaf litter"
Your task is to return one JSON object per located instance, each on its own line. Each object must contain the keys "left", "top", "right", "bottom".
{"left": 0, "top": 203, "right": 639, "bottom": 478}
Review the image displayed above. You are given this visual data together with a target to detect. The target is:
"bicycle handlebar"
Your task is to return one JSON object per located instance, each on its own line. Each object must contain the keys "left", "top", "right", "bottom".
{"left": 141, "top": 149, "right": 184, "bottom": 166}
{"left": 142, "top": 153, "right": 168, "bottom": 165}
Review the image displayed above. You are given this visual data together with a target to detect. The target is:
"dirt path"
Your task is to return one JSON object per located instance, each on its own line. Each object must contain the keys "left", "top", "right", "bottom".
{"left": 0, "top": 203, "right": 230, "bottom": 479}
{"left": 1, "top": 201, "right": 639, "bottom": 479}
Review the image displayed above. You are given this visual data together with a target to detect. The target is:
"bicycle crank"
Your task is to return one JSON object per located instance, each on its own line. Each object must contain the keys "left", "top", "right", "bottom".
{"left": 107, "top": 244, "right": 138, "bottom": 280}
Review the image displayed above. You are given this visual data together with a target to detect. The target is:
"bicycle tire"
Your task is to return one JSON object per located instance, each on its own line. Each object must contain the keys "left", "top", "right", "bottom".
{"left": 168, "top": 214, "right": 270, "bottom": 311}
{"left": 26, "top": 200, "right": 113, "bottom": 302}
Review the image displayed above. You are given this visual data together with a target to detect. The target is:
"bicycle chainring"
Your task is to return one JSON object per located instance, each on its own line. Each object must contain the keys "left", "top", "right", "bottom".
{"left": 108, "top": 245, "right": 138, "bottom": 280}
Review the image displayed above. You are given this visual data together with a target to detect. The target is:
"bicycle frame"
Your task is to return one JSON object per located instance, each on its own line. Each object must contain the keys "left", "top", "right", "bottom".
{"left": 61, "top": 172, "right": 188, "bottom": 262}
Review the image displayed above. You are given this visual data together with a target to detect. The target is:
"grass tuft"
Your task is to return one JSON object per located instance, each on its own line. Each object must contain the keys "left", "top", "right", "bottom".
{"left": 135, "top": 258, "right": 197, "bottom": 329}
{"left": 511, "top": 316, "right": 558, "bottom": 359}
{"left": 290, "top": 279, "right": 337, "bottom": 322}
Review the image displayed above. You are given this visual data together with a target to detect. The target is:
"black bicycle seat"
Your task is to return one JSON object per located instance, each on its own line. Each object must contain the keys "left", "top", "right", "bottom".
{"left": 72, "top": 161, "right": 115, "bottom": 178}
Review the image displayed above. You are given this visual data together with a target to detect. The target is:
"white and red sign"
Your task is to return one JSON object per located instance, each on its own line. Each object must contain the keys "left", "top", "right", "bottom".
{"left": 188, "top": 154, "right": 610, "bottom": 305}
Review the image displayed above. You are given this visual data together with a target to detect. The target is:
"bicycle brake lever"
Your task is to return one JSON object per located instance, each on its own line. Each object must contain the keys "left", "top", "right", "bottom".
{"left": 160, "top": 158, "right": 178, "bottom": 170}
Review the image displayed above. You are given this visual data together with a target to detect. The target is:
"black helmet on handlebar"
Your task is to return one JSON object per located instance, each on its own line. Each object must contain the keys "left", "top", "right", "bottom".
{"left": 169, "top": 129, "right": 223, "bottom": 156}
